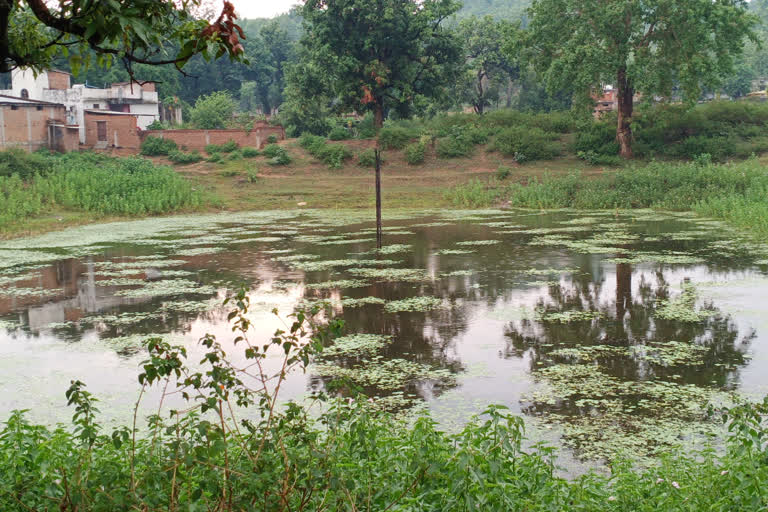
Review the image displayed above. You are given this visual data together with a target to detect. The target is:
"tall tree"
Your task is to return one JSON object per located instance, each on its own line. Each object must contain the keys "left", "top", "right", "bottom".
{"left": 0, "top": 0, "right": 245, "bottom": 75}
{"left": 301, "top": 0, "right": 463, "bottom": 129}
{"left": 457, "top": 16, "right": 519, "bottom": 114}
{"left": 527, "top": 0, "right": 758, "bottom": 158}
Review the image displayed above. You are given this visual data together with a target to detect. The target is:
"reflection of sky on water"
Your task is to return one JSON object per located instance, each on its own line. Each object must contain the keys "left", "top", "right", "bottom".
{"left": 0, "top": 209, "right": 767, "bottom": 462}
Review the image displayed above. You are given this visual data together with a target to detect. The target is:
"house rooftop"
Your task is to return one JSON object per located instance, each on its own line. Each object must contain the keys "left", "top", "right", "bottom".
{"left": 84, "top": 109, "right": 140, "bottom": 116}
{"left": 0, "top": 94, "right": 64, "bottom": 106}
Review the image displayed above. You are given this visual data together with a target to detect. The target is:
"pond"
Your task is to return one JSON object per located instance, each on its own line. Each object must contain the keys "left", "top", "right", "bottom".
{"left": 1, "top": 208, "right": 768, "bottom": 465}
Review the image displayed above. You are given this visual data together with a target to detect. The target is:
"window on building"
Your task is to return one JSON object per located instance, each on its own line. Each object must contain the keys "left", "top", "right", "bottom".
{"left": 11, "top": 105, "right": 18, "bottom": 110}
{"left": 36, "top": 106, "right": 43, "bottom": 111}
{"left": 93, "top": 104, "right": 99, "bottom": 109}
{"left": 96, "top": 121, "right": 107, "bottom": 142}
{"left": 20, "top": 89, "right": 28, "bottom": 99}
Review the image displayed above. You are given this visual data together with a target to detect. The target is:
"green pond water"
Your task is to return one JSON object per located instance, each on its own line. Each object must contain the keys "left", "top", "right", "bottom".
{"left": 2, "top": 208, "right": 768, "bottom": 465}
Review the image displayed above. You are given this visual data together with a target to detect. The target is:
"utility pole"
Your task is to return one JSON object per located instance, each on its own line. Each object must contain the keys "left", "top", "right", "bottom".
{"left": 375, "top": 147, "right": 383, "bottom": 249}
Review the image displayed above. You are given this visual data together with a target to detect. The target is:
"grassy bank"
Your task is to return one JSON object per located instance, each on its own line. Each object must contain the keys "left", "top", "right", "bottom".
{"left": 447, "top": 157, "right": 768, "bottom": 237}
{"left": 2, "top": 301, "right": 767, "bottom": 511}
{"left": 0, "top": 150, "right": 205, "bottom": 238}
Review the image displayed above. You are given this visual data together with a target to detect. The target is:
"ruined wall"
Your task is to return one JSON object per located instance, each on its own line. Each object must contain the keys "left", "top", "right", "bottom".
{"left": 142, "top": 123, "right": 286, "bottom": 151}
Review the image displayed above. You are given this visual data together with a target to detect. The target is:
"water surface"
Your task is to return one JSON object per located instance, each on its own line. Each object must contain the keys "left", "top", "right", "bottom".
{"left": 1, "top": 209, "right": 767, "bottom": 462}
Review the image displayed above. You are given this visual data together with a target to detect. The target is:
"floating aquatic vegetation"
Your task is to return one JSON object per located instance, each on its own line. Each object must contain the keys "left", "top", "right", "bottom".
{"left": 411, "top": 222, "right": 452, "bottom": 227}
{"left": 115, "top": 279, "right": 217, "bottom": 298}
{"left": 384, "top": 296, "right": 445, "bottom": 313}
{"left": 313, "top": 356, "right": 455, "bottom": 390}
{"left": 320, "top": 333, "right": 392, "bottom": 357}
{"left": 273, "top": 254, "right": 321, "bottom": 262}
{"left": 456, "top": 240, "right": 501, "bottom": 246}
{"left": 0, "top": 287, "right": 57, "bottom": 297}
{"left": 316, "top": 238, "right": 375, "bottom": 246}
{"left": 524, "top": 268, "right": 578, "bottom": 276}
{"left": 561, "top": 217, "right": 602, "bottom": 225}
{"left": 340, "top": 296, "right": 387, "bottom": 308}
{"left": 83, "top": 310, "right": 163, "bottom": 327}
{"left": 535, "top": 309, "right": 603, "bottom": 323}
{"left": 0, "top": 319, "right": 18, "bottom": 330}
{"left": 176, "top": 247, "right": 224, "bottom": 257}
{"left": 289, "top": 259, "right": 401, "bottom": 272}
{"left": 348, "top": 267, "right": 430, "bottom": 282}
{"left": 630, "top": 341, "right": 710, "bottom": 367}
{"left": 244, "top": 236, "right": 284, "bottom": 243}
{"left": 441, "top": 270, "right": 475, "bottom": 277}
{"left": 262, "top": 249, "right": 295, "bottom": 254}
{"left": 0, "top": 249, "right": 59, "bottom": 270}
{"left": 96, "top": 278, "right": 147, "bottom": 287}
{"left": 97, "top": 259, "right": 187, "bottom": 270}
{"left": 370, "top": 244, "right": 412, "bottom": 255}
{"left": 655, "top": 284, "right": 714, "bottom": 322}
{"left": 434, "top": 249, "right": 475, "bottom": 255}
{"left": 304, "top": 279, "right": 371, "bottom": 290}
{"left": 0, "top": 272, "right": 40, "bottom": 286}
{"left": 549, "top": 345, "right": 625, "bottom": 362}
{"left": 159, "top": 298, "right": 220, "bottom": 314}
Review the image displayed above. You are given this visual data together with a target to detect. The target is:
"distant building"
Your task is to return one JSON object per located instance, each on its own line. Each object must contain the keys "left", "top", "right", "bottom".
{"left": 0, "top": 95, "right": 78, "bottom": 152}
{"left": 593, "top": 86, "right": 617, "bottom": 118}
{"left": 0, "top": 69, "right": 181, "bottom": 143}
{"left": 83, "top": 110, "right": 142, "bottom": 152}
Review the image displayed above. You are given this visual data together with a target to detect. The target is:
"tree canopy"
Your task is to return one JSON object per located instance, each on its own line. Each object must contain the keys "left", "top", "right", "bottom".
{"left": 0, "top": 0, "right": 245, "bottom": 75}
{"left": 527, "top": 0, "right": 758, "bottom": 157}
{"left": 301, "top": 0, "right": 464, "bottom": 129}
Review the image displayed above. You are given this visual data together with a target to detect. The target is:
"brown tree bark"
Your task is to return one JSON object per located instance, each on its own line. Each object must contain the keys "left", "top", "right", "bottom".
{"left": 374, "top": 101, "right": 384, "bottom": 130}
{"left": 616, "top": 67, "right": 634, "bottom": 159}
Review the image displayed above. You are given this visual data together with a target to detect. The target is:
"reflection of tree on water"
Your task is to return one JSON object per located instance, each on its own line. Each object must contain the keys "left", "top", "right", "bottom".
{"left": 503, "top": 261, "right": 755, "bottom": 459}
{"left": 307, "top": 279, "right": 469, "bottom": 405}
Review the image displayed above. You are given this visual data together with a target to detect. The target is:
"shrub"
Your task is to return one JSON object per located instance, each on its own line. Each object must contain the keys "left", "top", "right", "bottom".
{"left": 355, "top": 114, "right": 377, "bottom": 139}
{"left": 378, "top": 125, "right": 413, "bottom": 149}
{"left": 246, "top": 169, "right": 260, "bottom": 183}
{"left": 436, "top": 136, "right": 474, "bottom": 158}
{"left": 206, "top": 153, "right": 222, "bottom": 163}
{"left": 298, "top": 133, "right": 326, "bottom": 153}
{"left": 167, "top": 150, "right": 204, "bottom": 164}
{"left": 492, "top": 126, "right": 561, "bottom": 162}
{"left": 241, "top": 147, "right": 260, "bottom": 158}
{"left": 328, "top": 126, "right": 351, "bottom": 141}
{"left": 357, "top": 148, "right": 377, "bottom": 167}
{"left": 405, "top": 142, "right": 426, "bottom": 165}
{"left": 496, "top": 165, "right": 512, "bottom": 180}
{"left": 226, "top": 150, "right": 243, "bottom": 161}
{"left": 267, "top": 134, "right": 279, "bottom": 144}
{"left": 0, "top": 149, "right": 54, "bottom": 179}
{"left": 262, "top": 144, "right": 285, "bottom": 158}
{"left": 316, "top": 143, "right": 352, "bottom": 169}
{"left": 189, "top": 91, "right": 236, "bottom": 129}
{"left": 576, "top": 150, "right": 623, "bottom": 167}
{"left": 205, "top": 140, "right": 239, "bottom": 154}
{"left": 140, "top": 136, "right": 178, "bottom": 156}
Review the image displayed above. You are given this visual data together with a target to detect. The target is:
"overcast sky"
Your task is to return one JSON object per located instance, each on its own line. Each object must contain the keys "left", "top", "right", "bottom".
{"left": 225, "top": 0, "right": 297, "bottom": 19}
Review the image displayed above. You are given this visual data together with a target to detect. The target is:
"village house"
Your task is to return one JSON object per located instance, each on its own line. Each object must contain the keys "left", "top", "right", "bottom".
{"left": 0, "top": 95, "right": 78, "bottom": 152}
{"left": 0, "top": 69, "right": 180, "bottom": 143}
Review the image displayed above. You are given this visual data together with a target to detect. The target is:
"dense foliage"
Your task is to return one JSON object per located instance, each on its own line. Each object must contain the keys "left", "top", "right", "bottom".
{"left": 0, "top": 151, "right": 201, "bottom": 226}
{"left": 2, "top": 295, "right": 768, "bottom": 510}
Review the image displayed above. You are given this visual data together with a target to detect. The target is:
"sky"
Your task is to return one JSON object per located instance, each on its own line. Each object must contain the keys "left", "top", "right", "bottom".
{"left": 223, "top": 0, "right": 298, "bottom": 19}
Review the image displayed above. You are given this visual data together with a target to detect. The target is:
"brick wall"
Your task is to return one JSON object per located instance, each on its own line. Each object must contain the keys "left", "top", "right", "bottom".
{"left": 84, "top": 111, "right": 142, "bottom": 151}
{"left": 142, "top": 123, "right": 286, "bottom": 151}
{"left": 47, "top": 71, "right": 70, "bottom": 90}
{"left": 0, "top": 104, "right": 67, "bottom": 151}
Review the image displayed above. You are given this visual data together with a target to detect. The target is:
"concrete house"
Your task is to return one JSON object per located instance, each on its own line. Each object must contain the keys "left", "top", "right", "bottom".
{"left": 1, "top": 69, "right": 165, "bottom": 143}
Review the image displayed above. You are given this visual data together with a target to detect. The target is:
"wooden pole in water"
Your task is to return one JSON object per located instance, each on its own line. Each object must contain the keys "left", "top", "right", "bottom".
{"left": 375, "top": 147, "right": 383, "bottom": 249}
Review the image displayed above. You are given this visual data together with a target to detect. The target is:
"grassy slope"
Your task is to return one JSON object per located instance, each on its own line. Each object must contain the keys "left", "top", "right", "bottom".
{"left": 169, "top": 138, "right": 609, "bottom": 210}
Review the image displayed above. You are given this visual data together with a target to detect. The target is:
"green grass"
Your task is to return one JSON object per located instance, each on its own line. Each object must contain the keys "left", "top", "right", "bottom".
{"left": 446, "top": 158, "right": 768, "bottom": 236}
{"left": 0, "top": 151, "right": 202, "bottom": 229}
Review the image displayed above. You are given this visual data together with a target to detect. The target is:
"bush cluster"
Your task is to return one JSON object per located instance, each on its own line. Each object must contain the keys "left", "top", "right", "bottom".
{"left": 262, "top": 143, "right": 292, "bottom": 166}
{"left": 299, "top": 133, "right": 352, "bottom": 169}
{"left": 378, "top": 125, "right": 414, "bottom": 149}
{"left": 204, "top": 140, "right": 239, "bottom": 154}
{"left": 357, "top": 148, "right": 378, "bottom": 167}
{"left": 328, "top": 126, "right": 351, "bottom": 141}
{"left": 241, "top": 147, "right": 260, "bottom": 158}
{"left": 167, "top": 150, "right": 204, "bottom": 165}
{"left": 491, "top": 126, "right": 561, "bottom": 162}
{"left": 140, "top": 136, "right": 178, "bottom": 156}
{"left": 405, "top": 141, "right": 426, "bottom": 165}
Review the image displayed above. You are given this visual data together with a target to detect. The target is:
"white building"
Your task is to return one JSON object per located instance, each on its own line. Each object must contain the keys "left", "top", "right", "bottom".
{"left": 1, "top": 69, "right": 165, "bottom": 143}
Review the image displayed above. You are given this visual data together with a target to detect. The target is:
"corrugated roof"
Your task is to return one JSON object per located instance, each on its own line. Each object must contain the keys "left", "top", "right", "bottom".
{"left": 0, "top": 94, "right": 64, "bottom": 106}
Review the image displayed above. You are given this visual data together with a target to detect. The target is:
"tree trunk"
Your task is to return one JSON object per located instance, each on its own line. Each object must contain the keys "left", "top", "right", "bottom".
{"left": 373, "top": 101, "right": 384, "bottom": 130}
{"left": 616, "top": 67, "right": 634, "bottom": 159}
{"left": 475, "top": 71, "right": 485, "bottom": 115}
